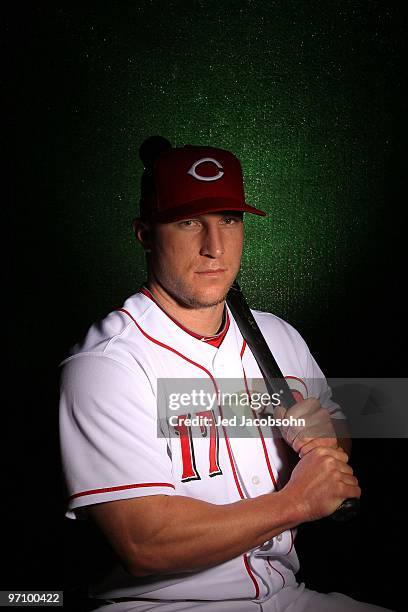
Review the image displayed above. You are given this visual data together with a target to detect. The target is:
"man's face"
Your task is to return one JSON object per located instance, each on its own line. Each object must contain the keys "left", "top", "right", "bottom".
{"left": 148, "top": 212, "right": 244, "bottom": 308}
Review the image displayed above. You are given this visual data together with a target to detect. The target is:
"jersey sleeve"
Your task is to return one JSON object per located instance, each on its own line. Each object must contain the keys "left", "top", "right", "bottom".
{"left": 59, "top": 353, "right": 176, "bottom": 519}
{"left": 253, "top": 310, "right": 345, "bottom": 420}
{"left": 304, "top": 346, "right": 345, "bottom": 419}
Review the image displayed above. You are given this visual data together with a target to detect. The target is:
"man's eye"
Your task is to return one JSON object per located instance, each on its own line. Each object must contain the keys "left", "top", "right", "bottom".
{"left": 223, "top": 216, "right": 241, "bottom": 224}
{"left": 179, "top": 219, "right": 199, "bottom": 228}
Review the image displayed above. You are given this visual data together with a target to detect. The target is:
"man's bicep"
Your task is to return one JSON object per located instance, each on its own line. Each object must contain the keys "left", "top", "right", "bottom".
{"left": 85, "top": 494, "right": 170, "bottom": 576}
{"left": 59, "top": 354, "right": 176, "bottom": 519}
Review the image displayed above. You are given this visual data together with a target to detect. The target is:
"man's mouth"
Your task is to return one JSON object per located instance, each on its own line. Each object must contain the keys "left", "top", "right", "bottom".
{"left": 195, "top": 269, "right": 226, "bottom": 276}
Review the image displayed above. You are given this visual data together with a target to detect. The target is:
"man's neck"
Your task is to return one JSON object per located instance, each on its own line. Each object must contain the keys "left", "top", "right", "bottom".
{"left": 145, "top": 281, "right": 226, "bottom": 337}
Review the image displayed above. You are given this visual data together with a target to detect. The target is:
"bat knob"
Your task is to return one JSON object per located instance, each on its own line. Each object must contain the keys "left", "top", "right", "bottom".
{"left": 331, "top": 498, "right": 360, "bottom": 522}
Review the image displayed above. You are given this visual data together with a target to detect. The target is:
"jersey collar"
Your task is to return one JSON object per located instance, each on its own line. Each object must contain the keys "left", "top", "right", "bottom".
{"left": 140, "top": 286, "right": 230, "bottom": 348}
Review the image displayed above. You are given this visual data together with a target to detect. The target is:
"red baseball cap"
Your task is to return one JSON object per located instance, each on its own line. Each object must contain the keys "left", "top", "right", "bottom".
{"left": 140, "top": 144, "right": 267, "bottom": 222}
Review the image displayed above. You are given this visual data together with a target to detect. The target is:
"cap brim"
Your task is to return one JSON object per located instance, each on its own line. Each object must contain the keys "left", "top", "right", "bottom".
{"left": 152, "top": 197, "right": 267, "bottom": 222}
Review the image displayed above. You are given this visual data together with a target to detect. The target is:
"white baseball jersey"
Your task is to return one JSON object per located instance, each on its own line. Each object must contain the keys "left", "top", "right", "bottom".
{"left": 59, "top": 288, "right": 344, "bottom": 605}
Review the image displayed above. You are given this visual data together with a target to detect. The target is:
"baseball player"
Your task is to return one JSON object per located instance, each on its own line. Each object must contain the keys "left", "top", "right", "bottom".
{"left": 59, "top": 139, "right": 393, "bottom": 611}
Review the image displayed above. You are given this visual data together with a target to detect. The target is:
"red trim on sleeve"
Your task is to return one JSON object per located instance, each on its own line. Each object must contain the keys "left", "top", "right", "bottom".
{"left": 240, "top": 339, "right": 246, "bottom": 358}
{"left": 243, "top": 554, "right": 260, "bottom": 598}
{"left": 68, "top": 482, "right": 175, "bottom": 501}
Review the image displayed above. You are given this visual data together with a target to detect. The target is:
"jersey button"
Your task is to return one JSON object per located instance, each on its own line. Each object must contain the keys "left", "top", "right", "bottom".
{"left": 276, "top": 534, "right": 283, "bottom": 542}
{"left": 251, "top": 475, "right": 260, "bottom": 485}
{"left": 266, "top": 565, "right": 272, "bottom": 575}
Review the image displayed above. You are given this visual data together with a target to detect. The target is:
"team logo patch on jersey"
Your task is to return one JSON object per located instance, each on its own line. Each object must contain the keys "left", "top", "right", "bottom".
{"left": 187, "top": 157, "right": 224, "bottom": 181}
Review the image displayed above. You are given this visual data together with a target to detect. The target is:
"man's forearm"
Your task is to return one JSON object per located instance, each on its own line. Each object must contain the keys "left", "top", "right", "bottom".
{"left": 89, "top": 446, "right": 356, "bottom": 579}
{"left": 126, "top": 491, "right": 300, "bottom": 577}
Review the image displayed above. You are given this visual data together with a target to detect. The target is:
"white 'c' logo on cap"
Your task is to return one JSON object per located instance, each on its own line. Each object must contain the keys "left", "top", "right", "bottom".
{"left": 187, "top": 158, "right": 224, "bottom": 181}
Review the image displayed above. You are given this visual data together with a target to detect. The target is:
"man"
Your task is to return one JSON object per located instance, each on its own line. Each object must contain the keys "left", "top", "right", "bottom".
{"left": 59, "top": 139, "right": 392, "bottom": 611}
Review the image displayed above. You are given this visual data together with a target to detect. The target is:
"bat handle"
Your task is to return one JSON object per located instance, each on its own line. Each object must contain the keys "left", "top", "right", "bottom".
{"left": 331, "top": 497, "right": 360, "bottom": 522}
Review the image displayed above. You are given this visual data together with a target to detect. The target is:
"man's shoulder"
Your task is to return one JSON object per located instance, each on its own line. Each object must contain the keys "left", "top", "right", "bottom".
{"left": 250, "top": 308, "right": 304, "bottom": 343}
{"left": 245, "top": 308, "right": 313, "bottom": 376}
{"left": 60, "top": 291, "right": 155, "bottom": 367}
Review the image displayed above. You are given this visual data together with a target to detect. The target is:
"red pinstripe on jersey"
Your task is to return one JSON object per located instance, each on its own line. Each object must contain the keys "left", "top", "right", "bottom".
{"left": 240, "top": 340, "right": 295, "bottom": 556}
{"left": 117, "top": 307, "right": 246, "bottom": 498}
{"left": 243, "top": 554, "right": 260, "bottom": 598}
{"left": 117, "top": 306, "right": 261, "bottom": 599}
{"left": 240, "top": 345, "right": 278, "bottom": 490}
{"left": 267, "top": 558, "right": 286, "bottom": 588}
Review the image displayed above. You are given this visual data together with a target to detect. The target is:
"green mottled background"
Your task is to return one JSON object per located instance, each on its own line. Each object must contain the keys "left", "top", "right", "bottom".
{"left": 13, "top": 1, "right": 405, "bottom": 608}
{"left": 16, "top": 1, "right": 404, "bottom": 376}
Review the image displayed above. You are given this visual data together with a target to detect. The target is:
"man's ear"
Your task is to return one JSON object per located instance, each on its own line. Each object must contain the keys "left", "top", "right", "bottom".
{"left": 132, "top": 218, "right": 152, "bottom": 253}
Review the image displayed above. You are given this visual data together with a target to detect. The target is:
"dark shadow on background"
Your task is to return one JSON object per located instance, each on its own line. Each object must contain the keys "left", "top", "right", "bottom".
{"left": 10, "top": 3, "right": 406, "bottom": 611}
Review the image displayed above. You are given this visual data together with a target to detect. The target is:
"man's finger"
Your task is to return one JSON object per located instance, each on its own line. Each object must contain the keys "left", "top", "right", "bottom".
{"left": 283, "top": 397, "right": 321, "bottom": 419}
{"left": 297, "top": 437, "right": 339, "bottom": 457}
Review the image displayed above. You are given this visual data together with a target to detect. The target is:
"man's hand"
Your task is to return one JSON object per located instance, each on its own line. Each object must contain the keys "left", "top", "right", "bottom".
{"left": 282, "top": 445, "right": 361, "bottom": 522}
{"left": 274, "top": 397, "right": 338, "bottom": 457}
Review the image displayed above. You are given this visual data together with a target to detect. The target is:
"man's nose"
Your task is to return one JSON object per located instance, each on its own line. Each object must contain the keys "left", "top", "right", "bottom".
{"left": 199, "top": 225, "right": 225, "bottom": 258}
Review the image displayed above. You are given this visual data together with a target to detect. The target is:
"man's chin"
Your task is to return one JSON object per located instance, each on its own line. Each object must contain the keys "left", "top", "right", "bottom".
{"left": 182, "top": 287, "right": 229, "bottom": 309}
{"left": 187, "top": 294, "right": 227, "bottom": 309}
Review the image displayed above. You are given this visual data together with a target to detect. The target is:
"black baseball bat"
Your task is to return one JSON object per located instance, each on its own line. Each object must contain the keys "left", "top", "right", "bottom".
{"left": 226, "top": 281, "right": 359, "bottom": 522}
